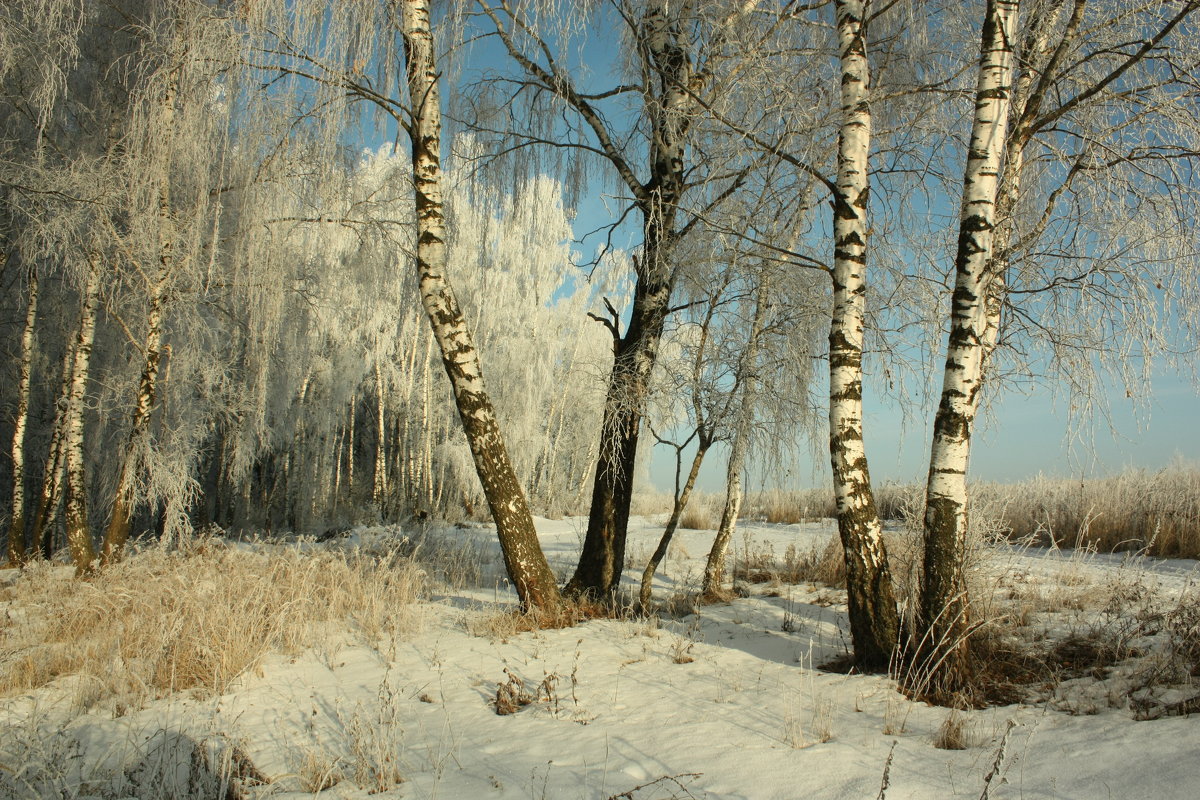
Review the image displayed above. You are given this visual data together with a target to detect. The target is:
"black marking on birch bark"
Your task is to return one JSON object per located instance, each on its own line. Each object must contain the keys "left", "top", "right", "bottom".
{"left": 933, "top": 409, "right": 970, "bottom": 441}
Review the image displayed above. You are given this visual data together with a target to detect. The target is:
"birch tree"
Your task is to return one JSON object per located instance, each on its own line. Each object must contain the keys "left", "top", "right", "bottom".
{"left": 824, "top": 0, "right": 900, "bottom": 670}
{"left": 6, "top": 263, "right": 36, "bottom": 565}
{"left": 668, "top": 0, "right": 911, "bottom": 667}
{"left": 912, "top": 0, "right": 1200, "bottom": 699}
{"left": 400, "top": 0, "right": 561, "bottom": 611}
{"left": 63, "top": 256, "right": 101, "bottom": 574}
{"left": 701, "top": 273, "right": 769, "bottom": 600}
{"left": 913, "top": 0, "right": 1019, "bottom": 697}
{"left": 639, "top": 270, "right": 739, "bottom": 607}
{"left": 233, "top": 0, "right": 565, "bottom": 609}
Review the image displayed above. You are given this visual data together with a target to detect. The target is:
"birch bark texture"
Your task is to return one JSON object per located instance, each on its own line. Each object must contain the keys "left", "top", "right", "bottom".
{"left": 64, "top": 257, "right": 102, "bottom": 575}
{"left": 827, "top": 0, "right": 899, "bottom": 671}
{"left": 915, "top": 0, "right": 1018, "bottom": 697}
{"left": 32, "top": 347, "right": 73, "bottom": 559}
{"left": 400, "top": 0, "right": 561, "bottom": 612}
{"left": 6, "top": 265, "right": 36, "bottom": 565}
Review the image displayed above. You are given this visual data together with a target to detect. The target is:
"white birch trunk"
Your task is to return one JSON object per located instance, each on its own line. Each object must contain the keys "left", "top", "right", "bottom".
{"left": 64, "top": 256, "right": 102, "bottom": 574}
{"left": 102, "top": 277, "right": 167, "bottom": 562}
{"left": 401, "top": 0, "right": 561, "bottom": 611}
{"left": 827, "top": 0, "right": 899, "bottom": 670}
{"left": 33, "top": 345, "right": 73, "bottom": 557}
{"left": 7, "top": 265, "right": 36, "bottom": 565}
{"left": 916, "top": 0, "right": 1018, "bottom": 696}
{"left": 373, "top": 356, "right": 387, "bottom": 508}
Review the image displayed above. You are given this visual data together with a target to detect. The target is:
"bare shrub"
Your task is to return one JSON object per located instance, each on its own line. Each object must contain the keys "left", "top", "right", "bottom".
{"left": 0, "top": 535, "right": 425, "bottom": 708}
{"left": 0, "top": 713, "right": 263, "bottom": 800}
{"left": 392, "top": 524, "right": 507, "bottom": 590}
{"left": 492, "top": 667, "right": 562, "bottom": 715}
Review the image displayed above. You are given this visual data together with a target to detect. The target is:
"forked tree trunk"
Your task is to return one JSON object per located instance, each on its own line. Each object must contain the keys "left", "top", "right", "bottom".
{"left": 401, "top": 0, "right": 560, "bottom": 612}
{"left": 702, "top": 278, "right": 768, "bottom": 600}
{"left": 64, "top": 257, "right": 102, "bottom": 575}
{"left": 7, "top": 265, "right": 37, "bottom": 566}
{"left": 827, "top": 0, "right": 899, "bottom": 671}
{"left": 568, "top": 264, "right": 674, "bottom": 598}
{"left": 566, "top": 2, "right": 690, "bottom": 599}
{"left": 913, "top": 0, "right": 1018, "bottom": 699}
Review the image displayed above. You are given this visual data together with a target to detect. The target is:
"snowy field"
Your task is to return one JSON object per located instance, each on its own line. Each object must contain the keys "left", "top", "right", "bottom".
{"left": 2, "top": 516, "right": 1199, "bottom": 799}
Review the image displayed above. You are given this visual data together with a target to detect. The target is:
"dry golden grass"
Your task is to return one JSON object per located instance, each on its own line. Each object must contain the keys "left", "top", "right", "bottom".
{"left": 932, "top": 709, "right": 971, "bottom": 750}
{"left": 464, "top": 594, "right": 630, "bottom": 641}
{"left": 744, "top": 489, "right": 835, "bottom": 525}
{"left": 0, "top": 535, "right": 425, "bottom": 708}
{"left": 989, "top": 466, "right": 1200, "bottom": 558}
{"left": 861, "top": 465, "right": 1200, "bottom": 559}
{"left": 677, "top": 501, "right": 714, "bottom": 531}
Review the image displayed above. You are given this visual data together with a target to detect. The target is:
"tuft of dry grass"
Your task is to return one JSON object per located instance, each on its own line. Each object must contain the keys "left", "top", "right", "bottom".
{"left": 464, "top": 595, "right": 632, "bottom": 641}
{"left": 932, "top": 709, "right": 971, "bottom": 750}
{"left": 677, "top": 500, "right": 714, "bottom": 531}
{"left": 0, "top": 534, "right": 425, "bottom": 709}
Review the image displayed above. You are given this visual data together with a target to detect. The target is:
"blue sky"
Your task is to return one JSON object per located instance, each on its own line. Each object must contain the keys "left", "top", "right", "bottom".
{"left": 643, "top": 366, "right": 1200, "bottom": 494}
{"left": 563, "top": 177, "right": 1199, "bottom": 493}
{"left": 444, "top": 5, "right": 1199, "bottom": 493}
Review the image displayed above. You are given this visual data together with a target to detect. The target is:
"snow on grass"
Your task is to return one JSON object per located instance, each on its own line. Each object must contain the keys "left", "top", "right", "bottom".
{"left": 1, "top": 517, "right": 1198, "bottom": 799}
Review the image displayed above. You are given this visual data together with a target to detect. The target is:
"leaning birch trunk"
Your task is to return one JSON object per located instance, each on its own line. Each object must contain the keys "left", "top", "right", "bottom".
{"left": 827, "top": 0, "right": 899, "bottom": 671}
{"left": 101, "top": 277, "right": 167, "bottom": 563}
{"left": 914, "top": 0, "right": 1018, "bottom": 699}
{"left": 983, "top": 0, "right": 1075, "bottom": 357}
{"left": 7, "top": 266, "right": 37, "bottom": 566}
{"left": 401, "top": 0, "right": 561, "bottom": 612}
{"left": 702, "top": 279, "right": 769, "bottom": 599}
{"left": 103, "top": 64, "right": 180, "bottom": 564}
{"left": 64, "top": 256, "right": 102, "bottom": 575}
{"left": 640, "top": 436, "right": 712, "bottom": 609}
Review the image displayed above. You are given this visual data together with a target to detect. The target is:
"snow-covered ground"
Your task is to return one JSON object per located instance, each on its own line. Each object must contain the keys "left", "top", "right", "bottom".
{"left": 2, "top": 516, "right": 1198, "bottom": 799}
